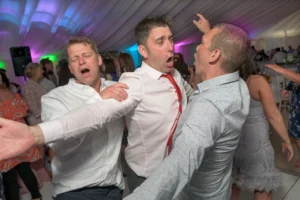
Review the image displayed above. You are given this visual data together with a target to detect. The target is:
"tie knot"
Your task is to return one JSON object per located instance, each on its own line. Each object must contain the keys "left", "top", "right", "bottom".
{"left": 161, "top": 73, "right": 172, "bottom": 79}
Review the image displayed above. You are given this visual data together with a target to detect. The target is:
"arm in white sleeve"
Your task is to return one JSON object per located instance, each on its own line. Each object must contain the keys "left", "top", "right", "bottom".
{"left": 39, "top": 74, "right": 144, "bottom": 144}
{"left": 125, "top": 100, "right": 224, "bottom": 200}
{"left": 41, "top": 93, "right": 91, "bottom": 156}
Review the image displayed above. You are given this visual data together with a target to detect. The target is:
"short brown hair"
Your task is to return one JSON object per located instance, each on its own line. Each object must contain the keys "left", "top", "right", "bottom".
{"left": 134, "top": 16, "right": 171, "bottom": 46}
{"left": 24, "top": 62, "right": 42, "bottom": 78}
{"left": 117, "top": 53, "right": 135, "bottom": 73}
{"left": 209, "top": 24, "right": 250, "bottom": 73}
{"left": 65, "top": 37, "right": 99, "bottom": 59}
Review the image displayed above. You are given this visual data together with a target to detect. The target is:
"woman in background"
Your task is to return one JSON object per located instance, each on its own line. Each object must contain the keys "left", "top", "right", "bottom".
{"left": 104, "top": 59, "right": 119, "bottom": 81}
{"left": 266, "top": 63, "right": 300, "bottom": 168}
{"left": 231, "top": 59, "right": 293, "bottom": 200}
{"left": 0, "top": 71, "right": 42, "bottom": 200}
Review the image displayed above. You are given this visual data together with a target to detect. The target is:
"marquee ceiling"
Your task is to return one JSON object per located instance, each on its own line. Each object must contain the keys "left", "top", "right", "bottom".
{"left": 0, "top": 0, "right": 300, "bottom": 60}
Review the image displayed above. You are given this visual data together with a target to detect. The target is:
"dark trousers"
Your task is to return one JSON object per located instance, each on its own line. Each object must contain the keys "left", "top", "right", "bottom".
{"left": 0, "top": 173, "right": 3, "bottom": 199}
{"left": 54, "top": 186, "right": 123, "bottom": 200}
{"left": 126, "top": 165, "right": 146, "bottom": 193}
{"left": 2, "top": 162, "right": 41, "bottom": 200}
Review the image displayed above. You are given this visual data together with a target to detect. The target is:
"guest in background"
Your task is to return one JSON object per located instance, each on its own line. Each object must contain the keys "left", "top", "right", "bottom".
{"left": 271, "top": 47, "right": 286, "bottom": 64}
{"left": 173, "top": 53, "right": 189, "bottom": 80}
{"left": 0, "top": 71, "right": 43, "bottom": 200}
{"left": 40, "top": 58, "right": 58, "bottom": 86}
{"left": 281, "top": 47, "right": 287, "bottom": 53}
{"left": 104, "top": 59, "right": 119, "bottom": 81}
{"left": 288, "top": 45, "right": 295, "bottom": 54}
{"left": 232, "top": 59, "right": 293, "bottom": 200}
{"left": 267, "top": 63, "right": 300, "bottom": 169}
{"left": 23, "top": 63, "right": 50, "bottom": 176}
{"left": 57, "top": 60, "right": 74, "bottom": 86}
{"left": 9, "top": 82, "right": 21, "bottom": 95}
{"left": 117, "top": 53, "right": 135, "bottom": 74}
{"left": 23, "top": 63, "right": 47, "bottom": 126}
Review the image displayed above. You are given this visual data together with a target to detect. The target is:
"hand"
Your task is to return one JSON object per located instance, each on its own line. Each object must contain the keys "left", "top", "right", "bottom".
{"left": 265, "top": 64, "right": 284, "bottom": 74}
{"left": 188, "top": 66, "right": 194, "bottom": 74}
{"left": 0, "top": 117, "right": 36, "bottom": 161}
{"left": 281, "top": 89, "right": 289, "bottom": 98}
{"left": 99, "top": 83, "right": 129, "bottom": 102}
{"left": 193, "top": 13, "right": 211, "bottom": 34}
{"left": 282, "top": 142, "right": 294, "bottom": 162}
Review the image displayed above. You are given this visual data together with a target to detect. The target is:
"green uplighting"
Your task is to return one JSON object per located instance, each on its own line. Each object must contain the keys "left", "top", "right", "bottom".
{"left": 0, "top": 60, "right": 5, "bottom": 69}
{"left": 40, "top": 54, "right": 58, "bottom": 63}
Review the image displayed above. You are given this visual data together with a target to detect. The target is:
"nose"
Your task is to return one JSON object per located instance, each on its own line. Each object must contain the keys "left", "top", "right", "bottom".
{"left": 196, "top": 45, "right": 200, "bottom": 52}
{"left": 78, "top": 56, "right": 86, "bottom": 65}
{"left": 167, "top": 40, "right": 174, "bottom": 52}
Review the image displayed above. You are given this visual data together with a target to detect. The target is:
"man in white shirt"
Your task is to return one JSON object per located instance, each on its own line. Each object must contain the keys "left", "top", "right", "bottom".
{"left": 271, "top": 47, "right": 286, "bottom": 64}
{"left": 0, "top": 15, "right": 193, "bottom": 193}
{"left": 41, "top": 37, "right": 128, "bottom": 200}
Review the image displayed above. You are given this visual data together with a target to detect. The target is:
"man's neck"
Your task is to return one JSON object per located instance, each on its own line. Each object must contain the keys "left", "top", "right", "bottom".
{"left": 199, "top": 68, "right": 226, "bottom": 82}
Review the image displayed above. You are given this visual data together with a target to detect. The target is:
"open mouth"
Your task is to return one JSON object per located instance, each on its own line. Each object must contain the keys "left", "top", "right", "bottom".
{"left": 81, "top": 68, "right": 90, "bottom": 74}
{"left": 166, "top": 56, "right": 173, "bottom": 63}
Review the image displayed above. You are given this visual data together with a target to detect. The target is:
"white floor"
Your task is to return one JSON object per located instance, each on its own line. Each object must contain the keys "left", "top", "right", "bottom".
{"left": 20, "top": 171, "right": 300, "bottom": 200}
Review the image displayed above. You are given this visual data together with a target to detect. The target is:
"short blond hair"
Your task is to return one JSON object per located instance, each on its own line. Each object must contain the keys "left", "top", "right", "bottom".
{"left": 24, "top": 62, "right": 42, "bottom": 78}
{"left": 65, "top": 37, "right": 99, "bottom": 59}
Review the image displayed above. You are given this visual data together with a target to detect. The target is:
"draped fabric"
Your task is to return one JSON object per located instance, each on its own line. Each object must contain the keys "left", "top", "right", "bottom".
{"left": 1, "top": 0, "right": 300, "bottom": 84}
{"left": 252, "top": 9, "right": 300, "bottom": 51}
{"left": 0, "top": 0, "right": 299, "bottom": 61}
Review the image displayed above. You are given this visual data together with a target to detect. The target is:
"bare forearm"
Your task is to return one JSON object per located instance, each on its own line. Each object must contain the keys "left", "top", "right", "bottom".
{"left": 268, "top": 112, "right": 290, "bottom": 143}
{"left": 280, "top": 68, "right": 300, "bottom": 85}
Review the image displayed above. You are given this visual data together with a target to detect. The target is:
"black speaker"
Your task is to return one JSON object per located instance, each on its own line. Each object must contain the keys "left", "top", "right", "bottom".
{"left": 9, "top": 46, "right": 32, "bottom": 77}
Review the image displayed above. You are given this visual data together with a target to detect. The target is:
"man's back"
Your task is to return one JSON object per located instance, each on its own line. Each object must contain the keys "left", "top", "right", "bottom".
{"left": 176, "top": 72, "right": 250, "bottom": 199}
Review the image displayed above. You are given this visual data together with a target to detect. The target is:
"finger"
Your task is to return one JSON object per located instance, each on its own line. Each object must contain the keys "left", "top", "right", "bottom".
{"left": 197, "top": 13, "right": 205, "bottom": 21}
{"left": 114, "top": 83, "right": 129, "bottom": 89}
{"left": 113, "top": 88, "right": 128, "bottom": 100}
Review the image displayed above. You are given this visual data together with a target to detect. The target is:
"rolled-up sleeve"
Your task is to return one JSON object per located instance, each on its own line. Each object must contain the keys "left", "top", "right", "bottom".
{"left": 125, "top": 100, "right": 224, "bottom": 200}
{"left": 39, "top": 74, "right": 144, "bottom": 144}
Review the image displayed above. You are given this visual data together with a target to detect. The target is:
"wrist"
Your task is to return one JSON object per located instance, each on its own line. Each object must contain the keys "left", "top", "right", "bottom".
{"left": 29, "top": 125, "right": 45, "bottom": 145}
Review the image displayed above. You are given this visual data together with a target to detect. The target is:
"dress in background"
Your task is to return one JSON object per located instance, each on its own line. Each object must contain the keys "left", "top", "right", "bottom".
{"left": 232, "top": 98, "right": 281, "bottom": 192}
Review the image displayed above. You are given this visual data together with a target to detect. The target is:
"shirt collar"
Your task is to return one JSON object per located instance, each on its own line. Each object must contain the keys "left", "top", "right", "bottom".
{"left": 68, "top": 78, "right": 104, "bottom": 93}
{"left": 140, "top": 61, "right": 164, "bottom": 80}
{"left": 197, "top": 71, "right": 240, "bottom": 93}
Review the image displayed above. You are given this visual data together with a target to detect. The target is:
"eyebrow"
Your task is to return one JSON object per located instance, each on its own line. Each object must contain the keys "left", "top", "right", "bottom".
{"left": 155, "top": 34, "right": 173, "bottom": 42}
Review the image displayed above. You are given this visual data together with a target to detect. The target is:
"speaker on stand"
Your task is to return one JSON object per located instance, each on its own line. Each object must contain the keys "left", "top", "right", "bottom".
{"left": 9, "top": 46, "right": 32, "bottom": 81}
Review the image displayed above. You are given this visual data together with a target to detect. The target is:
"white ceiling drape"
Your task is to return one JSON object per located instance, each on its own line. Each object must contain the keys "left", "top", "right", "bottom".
{"left": 1, "top": 0, "right": 300, "bottom": 61}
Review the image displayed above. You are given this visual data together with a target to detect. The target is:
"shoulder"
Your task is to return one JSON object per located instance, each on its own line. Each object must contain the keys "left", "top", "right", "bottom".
{"left": 248, "top": 75, "right": 268, "bottom": 89}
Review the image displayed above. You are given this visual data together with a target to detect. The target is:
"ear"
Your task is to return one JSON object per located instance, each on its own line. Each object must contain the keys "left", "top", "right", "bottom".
{"left": 209, "top": 49, "right": 221, "bottom": 63}
{"left": 138, "top": 45, "right": 148, "bottom": 59}
{"left": 97, "top": 54, "right": 103, "bottom": 66}
{"left": 68, "top": 63, "right": 74, "bottom": 74}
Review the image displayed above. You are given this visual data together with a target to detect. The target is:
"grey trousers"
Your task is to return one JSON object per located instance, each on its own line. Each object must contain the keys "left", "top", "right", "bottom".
{"left": 126, "top": 165, "right": 146, "bottom": 193}
{"left": 54, "top": 186, "right": 123, "bottom": 200}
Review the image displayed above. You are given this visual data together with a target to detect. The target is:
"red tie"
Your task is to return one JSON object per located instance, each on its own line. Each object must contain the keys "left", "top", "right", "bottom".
{"left": 161, "top": 73, "right": 182, "bottom": 154}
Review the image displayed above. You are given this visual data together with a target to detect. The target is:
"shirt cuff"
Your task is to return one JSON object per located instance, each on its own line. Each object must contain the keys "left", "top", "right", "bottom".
{"left": 38, "top": 119, "right": 65, "bottom": 143}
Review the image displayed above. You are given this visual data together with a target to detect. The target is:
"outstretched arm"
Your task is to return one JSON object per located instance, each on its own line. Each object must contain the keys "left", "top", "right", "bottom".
{"left": 0, "top": 75, "right": 143, "bottom": 160}
{"left": 266, "top": 64, "right": 300, "bottom": 84}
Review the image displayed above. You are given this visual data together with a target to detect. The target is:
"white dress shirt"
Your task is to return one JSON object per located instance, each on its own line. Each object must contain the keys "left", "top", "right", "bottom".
{"left": 41, "top": 78, "right": 124, "bottom": 196}
{"left": 271, "top": 51, "right": 286, "bottom": 64}
{"left": 39, "top": 62, "right": 194, "bottom": 178}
